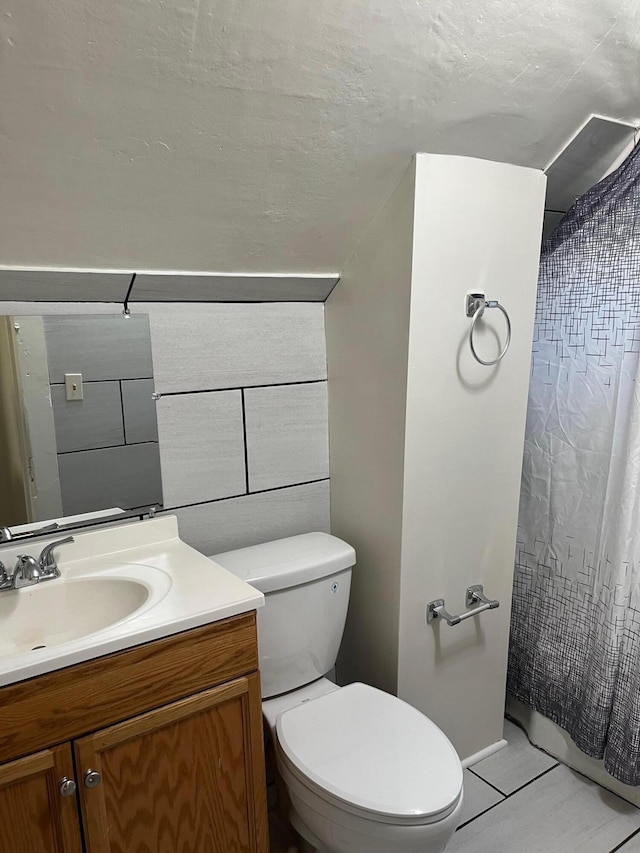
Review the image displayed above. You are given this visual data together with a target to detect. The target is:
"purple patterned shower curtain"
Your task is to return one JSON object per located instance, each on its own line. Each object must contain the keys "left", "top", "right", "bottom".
{"left": 507, "top": 142, "right": 640, "bottom": 785}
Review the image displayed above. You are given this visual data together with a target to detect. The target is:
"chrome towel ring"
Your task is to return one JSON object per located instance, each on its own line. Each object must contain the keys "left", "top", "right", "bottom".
{"left": 466, "top": 292, "right": 511, "bottom": 366}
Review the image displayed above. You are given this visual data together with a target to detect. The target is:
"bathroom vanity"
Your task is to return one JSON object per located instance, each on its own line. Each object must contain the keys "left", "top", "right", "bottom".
{"left": 0, "top": 517, "right": 269, "bottom": 853}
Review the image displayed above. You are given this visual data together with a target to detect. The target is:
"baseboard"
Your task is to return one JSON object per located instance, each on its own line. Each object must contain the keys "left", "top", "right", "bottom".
{"left": 461, "top": 738, "right": 508, "bottom": 768}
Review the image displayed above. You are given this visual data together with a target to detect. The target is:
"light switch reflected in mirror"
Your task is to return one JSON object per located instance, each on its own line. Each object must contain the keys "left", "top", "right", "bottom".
{"left": 0, "top": 314, "right": 163, "bottom": 535}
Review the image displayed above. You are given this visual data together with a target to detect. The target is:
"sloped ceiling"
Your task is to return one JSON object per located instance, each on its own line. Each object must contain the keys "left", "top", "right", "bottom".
{"left": 1, "top": 0, "right": 639, "bottom": 274}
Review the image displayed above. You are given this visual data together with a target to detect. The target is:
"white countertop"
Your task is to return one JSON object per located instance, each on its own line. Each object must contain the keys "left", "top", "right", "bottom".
{"left": 0, "top": 515, "right": 263, "bottom": 687}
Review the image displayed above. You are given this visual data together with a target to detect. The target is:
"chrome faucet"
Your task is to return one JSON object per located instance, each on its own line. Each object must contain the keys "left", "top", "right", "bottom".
{"left": 38, "top": 536, "right": 75, "bottom": 579}
{"left": 0, "top": 561, "right": 12, "bottom": 591}
{"left": 13, "top": 555, "right": 41, "bottom": 589}
{"left": 0, "top": 535, "right": 74, "bottom": 593}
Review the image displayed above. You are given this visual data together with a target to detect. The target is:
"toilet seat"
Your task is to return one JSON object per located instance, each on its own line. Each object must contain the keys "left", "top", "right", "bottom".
{"left": 276, "top": 682, "right": 463, "bottom": 826}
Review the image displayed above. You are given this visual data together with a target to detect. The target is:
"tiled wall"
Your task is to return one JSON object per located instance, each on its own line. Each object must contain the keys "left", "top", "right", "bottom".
{"left": 144, "top": 302, "right": 330, "bottom": 556}
{"left": 42, "top": 315, "right": 162, "bottom": 515}
{"left": 2, "top": 300, "right": 331, "bottom": 556}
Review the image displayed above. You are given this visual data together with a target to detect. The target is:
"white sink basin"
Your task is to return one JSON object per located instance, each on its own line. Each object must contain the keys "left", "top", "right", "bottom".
{"left": 0, "top": 577, "right": 150, "bottom": 657}
{"left": 0, "top": 516, "right": 264, "bottom": 687}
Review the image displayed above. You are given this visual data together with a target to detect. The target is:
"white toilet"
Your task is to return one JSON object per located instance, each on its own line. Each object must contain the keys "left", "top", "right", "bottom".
{"left": 211, "top": 532, "right": 463, "bottom": 853}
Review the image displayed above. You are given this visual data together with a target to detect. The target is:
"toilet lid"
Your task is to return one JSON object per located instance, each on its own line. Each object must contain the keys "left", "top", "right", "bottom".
{"left": 276, "top": 683, "right": 463, "bottom": 821}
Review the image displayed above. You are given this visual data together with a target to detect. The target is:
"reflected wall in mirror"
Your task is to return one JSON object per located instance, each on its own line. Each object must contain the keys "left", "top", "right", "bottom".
{"left": 0, "top": 315, "right": 163, "bottom": 528}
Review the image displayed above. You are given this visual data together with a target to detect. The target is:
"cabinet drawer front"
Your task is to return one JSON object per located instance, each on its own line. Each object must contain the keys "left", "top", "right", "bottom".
{"left": 76, "top": 674, "right": 268, "bottom": 853}
{"left": 0, "top": 744, "right": 83, "bottom": 853}
{"left": 0, "top": 613, "right": 258, "bottom": 763}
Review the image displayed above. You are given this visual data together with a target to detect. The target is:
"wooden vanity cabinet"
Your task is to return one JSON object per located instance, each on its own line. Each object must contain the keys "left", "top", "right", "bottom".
{"left": 76, "top": 675, "right": 265, "bottom": 853}
{"left": 0, "top": 745, "right": 83, "bottom": 853}
{"left": 0, "top": 612, "right": 269, "bottom": 853}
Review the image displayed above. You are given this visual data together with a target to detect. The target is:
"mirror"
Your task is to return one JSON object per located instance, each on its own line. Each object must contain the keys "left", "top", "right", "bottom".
{"left": 0, "top": 314, "right": 163, "bottom": 537}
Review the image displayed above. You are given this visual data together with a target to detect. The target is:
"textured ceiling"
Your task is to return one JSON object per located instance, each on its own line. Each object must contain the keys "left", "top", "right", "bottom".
{"left": 1, "top": 0, "right": 639, "bottom": 274}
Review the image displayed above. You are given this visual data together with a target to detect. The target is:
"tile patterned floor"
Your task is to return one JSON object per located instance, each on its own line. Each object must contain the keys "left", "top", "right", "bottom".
{"left": 269, "top": 717, "right": 640, "bottom": 852}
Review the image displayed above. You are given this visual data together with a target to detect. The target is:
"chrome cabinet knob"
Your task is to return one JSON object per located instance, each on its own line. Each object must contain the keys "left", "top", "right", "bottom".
{"left": 83, "top": 769, "right": 102, "bottom": 789}
{"left": 59, "top": 777, "right": 77, "bottom": 797}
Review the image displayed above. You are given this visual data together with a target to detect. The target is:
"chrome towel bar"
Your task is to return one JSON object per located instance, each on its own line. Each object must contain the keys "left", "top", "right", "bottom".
{"left": 427, "top": 585, "right": 500, "bottom": 626}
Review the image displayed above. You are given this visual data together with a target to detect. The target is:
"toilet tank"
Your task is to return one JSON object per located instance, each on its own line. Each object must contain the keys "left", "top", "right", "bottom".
{"left": 211, "top": 533, "right": 355, "bottom": 699}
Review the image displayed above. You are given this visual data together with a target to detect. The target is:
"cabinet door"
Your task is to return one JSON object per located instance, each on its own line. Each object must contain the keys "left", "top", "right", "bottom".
{"left": 0, "top": 744, "right": 83, "bottom": 853}
{"left": 75, "top": 673, "right": 269, "bottom": 853}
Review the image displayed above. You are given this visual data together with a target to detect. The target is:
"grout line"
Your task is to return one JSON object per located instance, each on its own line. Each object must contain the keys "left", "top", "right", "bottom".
{"left": 50, "top": 377, "right": 153, "bottom": 386}
{"left": 123, "top": 272, "right": 136, "bottom": 313}
{"left": 58, "top": 440, "right": 158, "bottom": 456}
{"left": 118, "top": 380, "right": 127, "bottom": 444}
{"left": 455, "top": 797, "right": 506, "bottom": 831}
{"left": 161, "top": 478, "right": 330, "bottom": 512}
{"left": 498, "top": 761, "right": 560, "bottom": 797}
{"left": 465, "top": 761, "right": 561, "bottom": 807}
{"left": 609, "top": 826, "right": 640, "bottom": 853}
{"left": 458, "top": 764, "right": 561, "bottom": 832}
{"left": 153, "top": 378, "right": 327, "bottom": 397}
{"left": 466, "top": 767, "right": 508, "bottom": 797}
{"left": 241, "top": 389, "right": 250, "bottom": 494}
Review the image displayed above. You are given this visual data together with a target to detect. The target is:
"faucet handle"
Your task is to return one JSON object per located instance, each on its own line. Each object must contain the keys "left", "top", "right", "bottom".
{"left": 13, "top": 555, "right": 41, "bottom": 588}
{"left": 38, "top": 536, "right": 74, "bottom": 576}
{"left": 15, "top": 554, "right": 40, "bottom": 577}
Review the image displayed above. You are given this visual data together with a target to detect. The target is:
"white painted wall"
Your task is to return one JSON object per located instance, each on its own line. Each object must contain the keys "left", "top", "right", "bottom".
{"left": 327, "top": 154, "right": 545, "bottom": 761}
{"left": 327, "top": 161, "right": 415, "bottom": 693}
{"left": 1, "top": 0, "right": 638, "bottom": 273}
{"left": 397, "top": 155, "right": 546, "bottom": 761}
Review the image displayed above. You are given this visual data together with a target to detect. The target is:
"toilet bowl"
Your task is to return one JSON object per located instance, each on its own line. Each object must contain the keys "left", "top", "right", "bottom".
{"left": 211, "top": 533, "right": 463, "bottom": 853}
{"left": 268, "top": 680, "right": 463, "bottom": 853}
